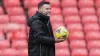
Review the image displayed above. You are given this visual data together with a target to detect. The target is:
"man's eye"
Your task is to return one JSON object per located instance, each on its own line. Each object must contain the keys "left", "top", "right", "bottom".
{"left": 46, "top": 8, "right": 50, "bottom": 10}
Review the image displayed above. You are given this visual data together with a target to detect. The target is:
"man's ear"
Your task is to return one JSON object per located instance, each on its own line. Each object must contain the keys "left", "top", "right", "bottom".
{"left": 38, "top": 8, "right": 41, "bottom": 11}
{"left": 38, "top": 8, "right": 43, "bottom": 13}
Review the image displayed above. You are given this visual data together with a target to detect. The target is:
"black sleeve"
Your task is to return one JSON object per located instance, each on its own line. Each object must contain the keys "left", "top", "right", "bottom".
{"left": 30, "top": 20, "right": 55, "bottom": 45}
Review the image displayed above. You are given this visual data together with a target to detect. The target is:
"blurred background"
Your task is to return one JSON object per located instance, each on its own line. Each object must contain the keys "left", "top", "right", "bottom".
{"left": 0, "top": 0, "right": 100, "bottom": 56}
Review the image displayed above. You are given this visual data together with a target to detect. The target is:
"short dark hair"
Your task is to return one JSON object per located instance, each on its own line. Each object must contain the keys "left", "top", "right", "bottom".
{"left": 38, "top": 1, "right": 50, "bottom": 9}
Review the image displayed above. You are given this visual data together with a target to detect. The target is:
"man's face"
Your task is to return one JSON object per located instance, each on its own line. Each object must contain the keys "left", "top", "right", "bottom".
{"left": 39, "top": 4, "right": 51, "bottom": 16}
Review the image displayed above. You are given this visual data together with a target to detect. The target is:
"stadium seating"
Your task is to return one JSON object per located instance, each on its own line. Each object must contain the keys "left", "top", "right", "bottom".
{"left": 0, "top": 6, "right": 4, "bottom": 15}
{"left": 78, "top": 0, "right": 94, "bottom": 8}
{"left": 82, "top": 15, "right": 98, "bottom": 24}
{"left": 56, "top": 48, "right": 70, "bottom": 56}
{"left": 0, "top": 15, "right": 10, "bottom": 24}
{"left": 28, "top": 0, "right": 42, "bottom": 7}
{"left": 85, "top": 32, "right": 100, "bottom": 41}
{"left": 66, "top": 23, "right": 83, "bottom": 32}
{"left": 0, "top": 24, "right": 6, "bottom": 31}
{"left": 51, "top": 7, "right": 61, "bottom": 15}
{"left": 23, "top": 0, "right": 29, "bottom": 8}
{"left": 95, "top": 0, "right": 100, "bottom": 8}
{"left": 79, "top": 8, "right": 96, "bottom": 16}
{"left": 3, "top": 0, "right": 20, "bottom": 8}
{"left": 0, "top": 40, "right": 10, "bottom": 50}
{"left": 45, "top": 0, "right": 60, "bottom": 7}
{"left": 0, "top": 0, "right": 100, "bottom": 56}
{"left": 71, "top": 48, "right": 88, "bottom": 56}
{"left": 89, "top": 49, "right": 100, "bottom": 56}
{"left": 0, "top": 32, "right": 5, "bottom": 40}
{"left": 18, "top": 49, "right": 28, "bottom": 56}
{"left": 64, "top": 15, "right": 81, "bottom": 24}
{"left": 51, "top": 23, "right": 64, "bottom": 30}
{"left": 6, "top": 7, "right": 24, "bottom": 15}
{"left": 0, "top": 50, "right": 2, "bottom": 56}
{"left": 12, "top": 40, "right": 28, "bottom": 50}
{"left": 70, "top": 40, "right": 86, "bottom": 50}
{"left": 50, "top": 14, "right": 63, "bottom": 23}
{"left": 61, "top": 0, "right": 77, "bottom": 7}
{"left": 10, "top": 15, "right": 27, "bottom": 24}
{"left": 87, "top": 40, "right": 100, "bottom": 50}
{"left": 84, "top": 23, "right": 100, "bottom": 33}
{"left": 4, "top": 23, "right": 22, "bottom": 33}
{"left": 55, "top": 41, "right": 68, "bottom": 49}
{"left": 97, "top": 8, "right": 100, "bottom": 16}
{"left": 28, "top": 7, "right": 38, "bottom": 17}
{"left": 68, "top": 31, "right": 84, "bottom": 40}
{"left": 62, "top": 7, "right": 79, "bottom": 16}
{"left": 7, "top": 31, "right": 27, "bottom": 41}
{"left": 1, "top": 48, "right": 18, "bottom": 56}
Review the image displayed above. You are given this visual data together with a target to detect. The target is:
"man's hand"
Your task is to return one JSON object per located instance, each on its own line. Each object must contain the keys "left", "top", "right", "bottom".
{"left": 55, "top": 38, "right": 66, "bottom": 43}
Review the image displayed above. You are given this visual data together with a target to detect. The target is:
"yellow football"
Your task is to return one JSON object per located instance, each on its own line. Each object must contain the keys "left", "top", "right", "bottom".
{"left": 55, "top": 26, "right": 69, "bottom": 39}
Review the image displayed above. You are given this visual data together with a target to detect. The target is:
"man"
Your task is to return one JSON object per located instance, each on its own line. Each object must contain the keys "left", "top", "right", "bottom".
{"left": 27, "top": 1, "right": 65, "bottom": 56}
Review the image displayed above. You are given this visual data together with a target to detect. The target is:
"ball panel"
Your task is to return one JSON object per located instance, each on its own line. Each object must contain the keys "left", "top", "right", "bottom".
{"left": 55, "top": 26, "right": 69, "bottom": 39}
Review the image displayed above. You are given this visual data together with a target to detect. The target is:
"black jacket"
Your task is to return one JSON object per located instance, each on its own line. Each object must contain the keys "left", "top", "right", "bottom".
{"left": 27, "top": 11, "right": 55, "bottom": 56}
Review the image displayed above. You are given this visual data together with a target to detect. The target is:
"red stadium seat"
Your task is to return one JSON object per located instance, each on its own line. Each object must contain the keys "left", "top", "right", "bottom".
{"left": 6, "top": 7, "right": 24, "bottom": 15}
{"left": 50, "top": 15, "right": 63, "bottom": 23}
{"left": 55, "top": 41, "right": 68, "bottom": 49}
{"left": 0, "top": 50, "right": 2, "bottom": 56}
{"left": 1, "top": 48, "right": 18, "bottom": 56}
{"left": 87, "top": 40, "right": 100, "bottom": 50}
{"left": 23, "top": 0, "right": 29, "bottom": 8}
{"left": 0, "top": 24, "right": 6, "bottom": 31}
{"left": 19, "top": 24, "right": 27, "bottom": 31}
{"left": 61, "top": 0, "right": 77, "bottom": 7}
{"left": 56, "top": 48, "right": 70, "bottom": 56}
{"left": 3, "top": 0, "right": 20, "bottom": 7}
{"left": 45, "top": 0, "right": 60, "bottom": 7}
{"left": 97, "top": 8, "right": 100, "bottom": 16}
{"left": 0, "top": 32, "right": 5, "bottom": 40}
{"left": 64, "top": 15, "right": 81, "bottom": 24}
{"left": 0, "top": 15, "right": 9, "bottom": 24}
{"left": 80, "top": 8, "right": 96, "bottom": 16}
{"left": 84, "top": 23, "right": 100, "bottom": 33}
{"left": 95, "top": 0, "right": 100, "bottom": 8}
{"left": 99, "top": 17, "right": 100, "bottom": 23}
{"left": 6, "top": 32, "right": 12, "bottom": 40}
{"left": 28, "top": 0, "right": 42, "bottom": 7}
{"left": 51, "top": 7, "right": 61, "bottom": 15}
{"left": 82, "top": 15, "right": 98, "bottom": 24}
{"left": 78, "top": 0, "right": 94, "bottom": 8}
{"left": 68, "top": 31, "right": 84, "bottom": 40}
{"left": 0, "top": 40, "right": 10, "bottom": 50}
{"left": 62, "top": 7, "right": 78, "bottom": 16}
{"left": 70, "top": 40, "right": 86, "bottom": 50}
{"left": 67, "top": 23, "right": 83, "bottom": 32}
{"left": 0, "top": 6, "right": 4, "bottom": 15}
{"left": 10, "top": 15, "right": 27, "bottom": 24}
{"left": 89, "top": 49, "right": 100, "bottom": 56}
{"left": 13, "top": 31, "right": 27, "bottom": 40}
{"left": 72, "top": 48, "right": 88, "bottom": 56}
{"left": 27, "top": 26, "right": 30, "bottom": 34}
{"left": 51, "top": 23, "right": 64, "bottom": 30}
{"left": 7, "top": 31, "right": 27, "bottom": 41}
{"left": 12, "top": 40, "right": 28, "bottom": 50}
{"left": 85, "top": 32, "right": 100, "bottom": 41}
{"left": 18, "top": 49, "right": 28, "bottom": 56}
{"left": 4, "top": 23, "right": 22, "bottom": 33}
{"left": 28, "top": 7, "right": 38, "bottom": 17}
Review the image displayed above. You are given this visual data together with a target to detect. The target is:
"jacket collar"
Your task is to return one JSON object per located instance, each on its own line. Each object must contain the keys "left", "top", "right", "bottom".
{"left": 36, "top": 11, "right": 50, "bottom": 22}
